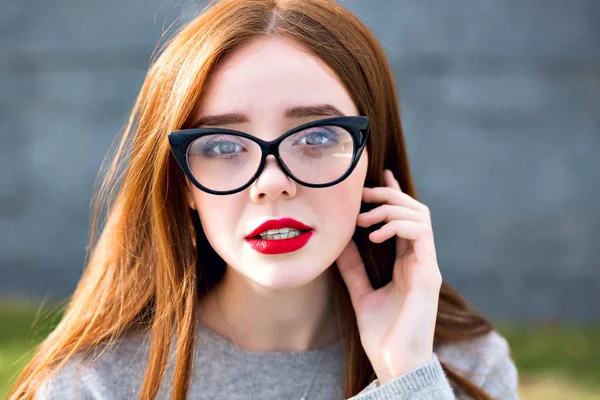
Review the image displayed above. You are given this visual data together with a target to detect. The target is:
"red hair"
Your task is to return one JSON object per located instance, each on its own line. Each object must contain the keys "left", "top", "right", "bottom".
{"left": 11, "top": 1, "right": 494, "bottom": 399}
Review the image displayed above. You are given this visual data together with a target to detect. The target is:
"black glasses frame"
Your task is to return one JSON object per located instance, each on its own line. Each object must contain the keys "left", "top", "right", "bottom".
{"left": 168, "top": 115, "right": 370, "bottom": 195}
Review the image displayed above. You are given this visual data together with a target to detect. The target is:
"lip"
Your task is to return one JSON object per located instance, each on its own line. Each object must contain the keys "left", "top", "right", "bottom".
{"left": 244, "top": 217, "right": 314, "bottom": 255}
{"left": 246, "top": 218, "right": 313, "bottom": 238}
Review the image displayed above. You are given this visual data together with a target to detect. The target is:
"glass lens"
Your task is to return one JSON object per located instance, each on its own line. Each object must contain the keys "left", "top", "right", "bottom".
{"left": 187, "top": 134, "right": 262, "bottom": 192}
{"left": 279, "top": 125, "right": 355, "bottom": 184}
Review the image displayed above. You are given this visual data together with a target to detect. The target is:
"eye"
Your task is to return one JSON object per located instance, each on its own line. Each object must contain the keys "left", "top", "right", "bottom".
{"left": 200, "top": 137, "right": 248, "bottom": 156}
{"left": 296, "top": 129, "right": 339, "bottom": 146}
{"left": 206, "top": 141, "right": 242, "bottom": 155}
{"left": 302, "top": 133, "right": 327, "bottom": 145}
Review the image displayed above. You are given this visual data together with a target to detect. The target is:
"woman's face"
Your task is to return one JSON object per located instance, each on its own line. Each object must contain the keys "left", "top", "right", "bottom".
{"left": 186, "top": 36, "right": 368, "bottom": 289}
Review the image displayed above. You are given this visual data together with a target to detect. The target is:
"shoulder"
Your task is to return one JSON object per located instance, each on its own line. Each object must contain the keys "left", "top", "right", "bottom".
{"left": 34, "top": 332, "right": 152, "bottom": 400}
{"left": 435, "top": 330, "right": 519, "bottom": 399}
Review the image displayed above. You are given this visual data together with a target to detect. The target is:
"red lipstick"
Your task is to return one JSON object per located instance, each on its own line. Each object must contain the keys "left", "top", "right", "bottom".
{"left": 245, "top": 218, "right": 314, "bottom": 255}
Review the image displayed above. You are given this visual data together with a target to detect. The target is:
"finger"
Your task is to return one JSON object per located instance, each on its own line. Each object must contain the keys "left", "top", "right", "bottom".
{"left": 384, "top": 169, "right": 401, "bottom": 191}
{"left": 363, "top": 187, "right": 429, "bottom": 214}
{"left": 369, "top": 219, "right": 432, "bottom": 243}
{"left": 370, "top": 220, "right": 438, "bottom": 267}
{"left": 336, "top": 240, "right": 374, "bottom": 308}
{"left": 357, "top": 204, "right": 428, "bottom": 227}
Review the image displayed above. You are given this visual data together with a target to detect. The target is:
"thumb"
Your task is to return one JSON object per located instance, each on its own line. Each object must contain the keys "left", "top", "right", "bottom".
{"left": 336, "top": 239, "right": 373, "bottom": 310}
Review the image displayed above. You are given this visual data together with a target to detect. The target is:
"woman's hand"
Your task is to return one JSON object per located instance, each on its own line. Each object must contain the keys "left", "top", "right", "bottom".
{"left": 336, "top": 169, "right": 442, "bottom": 385}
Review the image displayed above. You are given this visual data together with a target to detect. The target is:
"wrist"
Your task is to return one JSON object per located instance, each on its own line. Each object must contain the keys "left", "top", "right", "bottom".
{"left": 376, "top": 353, "right": 435, "bottom": 385}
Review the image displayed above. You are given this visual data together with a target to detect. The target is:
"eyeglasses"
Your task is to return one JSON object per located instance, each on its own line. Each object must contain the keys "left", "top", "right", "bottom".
{"left": 168, "top": 116, "right": 369, "bottom": 195}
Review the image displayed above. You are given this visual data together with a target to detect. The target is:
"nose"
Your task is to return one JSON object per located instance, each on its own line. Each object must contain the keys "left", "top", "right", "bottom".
{"left": 249, "top": 155, "right": 297, "bottom": 202}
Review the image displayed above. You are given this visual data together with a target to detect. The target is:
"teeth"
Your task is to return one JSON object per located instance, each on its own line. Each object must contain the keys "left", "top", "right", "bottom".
{"left": 258, "top": 228, "right": 303, "bottom": 240}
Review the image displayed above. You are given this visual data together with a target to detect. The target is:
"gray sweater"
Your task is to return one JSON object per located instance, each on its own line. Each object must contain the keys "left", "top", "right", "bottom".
{"left": 35, "top": 321, "right": 519, "bottom": 399}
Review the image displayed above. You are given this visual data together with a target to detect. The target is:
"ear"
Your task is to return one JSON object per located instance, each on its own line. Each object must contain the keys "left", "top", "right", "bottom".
{"left": 184, "top": 180, "right": 197, "bottom": 210}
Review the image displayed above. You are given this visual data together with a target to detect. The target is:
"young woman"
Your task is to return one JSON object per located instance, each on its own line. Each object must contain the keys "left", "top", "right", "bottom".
{"left": 11, "top": 0, "right": 519, "bottom": 399}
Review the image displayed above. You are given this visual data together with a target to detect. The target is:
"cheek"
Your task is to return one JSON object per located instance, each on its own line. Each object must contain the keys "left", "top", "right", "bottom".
{"left": 314, "top": 158, "right": 367, "bottom": 239}
{"left": 192, "top": 192, "right": 242, "bottom": 246}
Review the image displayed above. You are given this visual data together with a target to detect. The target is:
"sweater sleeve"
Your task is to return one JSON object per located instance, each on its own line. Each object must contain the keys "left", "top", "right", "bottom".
{"left": 351, "top": 331, "right": 521, "bottom": 400}
{"left": 349, "top": 353, "right": 457, "bottom": 400}
{"left": 477, "top": 334, "right": 520, "bottom": 399}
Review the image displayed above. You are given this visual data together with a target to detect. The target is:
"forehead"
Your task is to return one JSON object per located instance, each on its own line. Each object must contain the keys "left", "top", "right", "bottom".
{"left": 193, "top": 36, "right": 359, "bottom": 128}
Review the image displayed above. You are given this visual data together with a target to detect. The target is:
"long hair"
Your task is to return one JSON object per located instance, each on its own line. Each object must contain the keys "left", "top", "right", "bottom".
{"left": 10, "top": 1, "right": 495, "bottom": 399}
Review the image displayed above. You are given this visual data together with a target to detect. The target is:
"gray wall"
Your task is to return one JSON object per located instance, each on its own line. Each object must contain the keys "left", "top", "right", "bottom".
{"left": 1, "top": 0, "right": 598, "bottom": 322}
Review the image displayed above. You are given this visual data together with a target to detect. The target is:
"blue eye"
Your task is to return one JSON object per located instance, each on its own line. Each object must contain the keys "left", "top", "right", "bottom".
{"left": 205, "top": 141, "right": 242, "bottom": 155}
{"left": 296, "top": 129, "right": 339, "bottom": 147}
{"left": 301, "top": 133, "right": 328, "bottom": 145}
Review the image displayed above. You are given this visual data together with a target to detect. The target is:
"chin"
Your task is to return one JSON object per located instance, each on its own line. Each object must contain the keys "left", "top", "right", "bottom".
{"left": 238, "top": 257, "right": 332, "bottom": 289}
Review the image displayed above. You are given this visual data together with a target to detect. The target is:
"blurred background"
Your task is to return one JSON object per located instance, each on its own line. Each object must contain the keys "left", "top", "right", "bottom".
{"left": 1, "top": 0, "right": 598, "bottom": 398}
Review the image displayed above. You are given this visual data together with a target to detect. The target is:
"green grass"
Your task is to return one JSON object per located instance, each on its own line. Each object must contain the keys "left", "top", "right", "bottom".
{"left": 0, "top": 300, "right": 64, "bottom": 399}
{"left": 497, "top": 322, "right": 600, "bottom": 390}
{"left": 1, "top": 301, "right": 599, "bottom": 399}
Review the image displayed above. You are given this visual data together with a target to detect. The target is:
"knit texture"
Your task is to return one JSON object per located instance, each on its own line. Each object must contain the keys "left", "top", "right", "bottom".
{"left": 34, "top": 321, "right": 519, "bottom": 399}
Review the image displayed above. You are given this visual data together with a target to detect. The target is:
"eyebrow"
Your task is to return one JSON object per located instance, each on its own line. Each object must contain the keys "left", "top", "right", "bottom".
{"left": 190, "top": 104, "right": 346, "bottom": 128}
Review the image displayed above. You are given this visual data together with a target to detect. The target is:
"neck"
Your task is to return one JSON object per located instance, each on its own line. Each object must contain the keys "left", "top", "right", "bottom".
{"left": 198, "top": 265, "right": 341, "bottom": 352}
